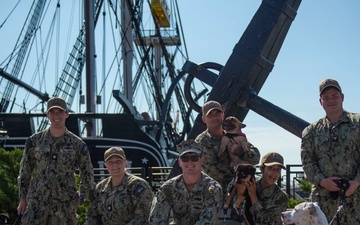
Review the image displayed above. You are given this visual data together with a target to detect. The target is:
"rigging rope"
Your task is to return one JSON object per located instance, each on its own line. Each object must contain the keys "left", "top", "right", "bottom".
{"left": 0, "top": 0, "right": 22, "bottom": 30}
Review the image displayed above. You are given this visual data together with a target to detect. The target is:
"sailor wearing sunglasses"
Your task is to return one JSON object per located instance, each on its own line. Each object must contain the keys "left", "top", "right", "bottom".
{"left": 149, "top": 139, "right": 223, "bottom": 225}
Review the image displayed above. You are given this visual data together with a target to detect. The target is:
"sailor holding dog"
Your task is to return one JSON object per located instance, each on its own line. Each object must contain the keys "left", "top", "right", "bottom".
{"left": 242, "top": 152, "right": 289, "bottom": 225}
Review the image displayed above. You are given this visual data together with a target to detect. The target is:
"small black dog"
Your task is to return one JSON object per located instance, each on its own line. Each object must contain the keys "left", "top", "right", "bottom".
{"left": 224, "top": 164, "right": 256, "bottom": 209}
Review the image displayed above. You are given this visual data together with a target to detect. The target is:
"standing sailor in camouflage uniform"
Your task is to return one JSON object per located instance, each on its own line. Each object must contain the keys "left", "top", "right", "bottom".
{"left": 84, "top": 147, "right": 153, "bottom": 225}
{"left": 149, "top": 140, "right": 223, "bottom": 225}
{"left": 242, "top": 152, "right": 289, "bottom": 225}
{"left": 17, "top": 97, "right": 94, "bottom": 225}
{"left": 195, "top": 100, "right": 260, "bottom": 190}
{"left": 301, "top": 78, "right": 360, "bottom": 224}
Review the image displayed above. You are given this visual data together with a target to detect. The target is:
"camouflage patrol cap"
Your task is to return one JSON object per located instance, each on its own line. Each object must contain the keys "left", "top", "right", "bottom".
{"left": 177, "top": 139, "right": 203, "bottom": 156}
{"left": 104, "top": 147, "right": 126, "bottom": 161}
{"left": 261, "top": 152, "right": 285, "bottom": 169}
{"left": 202, "top": 100, "right": 223, "bottom": 116}
{"left": 319, "top": 78, "right": 342, "bottom": 95}
{"left": 47, "top": 97, "right": 67, "bottom": 113}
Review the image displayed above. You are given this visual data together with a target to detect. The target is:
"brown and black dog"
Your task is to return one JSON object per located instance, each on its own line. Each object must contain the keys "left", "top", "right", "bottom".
{"left": 219, "top": 116, "right": 249, "bottom": 169}
{"left": 224, "top": 163, "right": 256, "bottom": 210}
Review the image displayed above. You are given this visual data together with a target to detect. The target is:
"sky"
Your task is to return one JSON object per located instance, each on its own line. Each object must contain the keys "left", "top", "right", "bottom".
{"left": 175, "top": 1, "right": 360, "bottom": 165}
{"left": 1, "top": 1, "right": 360, "bottom": 166}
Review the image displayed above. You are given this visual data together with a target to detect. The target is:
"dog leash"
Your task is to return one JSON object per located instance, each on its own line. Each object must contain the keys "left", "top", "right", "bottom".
{"left": 222, "top": 208, "right": 230, "bottom": 225}
{"left": 13, "top": 214, "right": 21, "bottom": 225}
{"left": 223, "top": 186, "right": 238, "bottom": 225}
{"left": 328, "top": 179, "right": 350, "bottom": 225}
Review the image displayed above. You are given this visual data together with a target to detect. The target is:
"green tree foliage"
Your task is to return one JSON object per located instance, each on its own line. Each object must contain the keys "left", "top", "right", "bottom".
{"left": 0, "top": 148, "right": 91, "bottom": 224}
{"left": 75, "top": 174, "right": 90, "bottom": 225}
{"left": 0, "top": 148, "right": 23, "bottom": 223}
{"left": 77, "top": 198, "right": 90, "bottom": 225}
{"left": 288, "top": 197, "right": 305, "bottom": 208}
{"left": 299, "top": 179, "right": 312, "bottom": 193}
{"left": 286, "top": 179, "right": 311, "bottom": 208}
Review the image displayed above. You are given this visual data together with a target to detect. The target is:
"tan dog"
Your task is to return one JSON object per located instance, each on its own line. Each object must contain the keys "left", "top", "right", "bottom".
{"left": 219, "top": 116, "right": 249, "bottom": 168}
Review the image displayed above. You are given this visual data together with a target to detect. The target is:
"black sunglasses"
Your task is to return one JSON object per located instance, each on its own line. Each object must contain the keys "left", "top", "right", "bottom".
{"left": 180, "top": 155, "right": 201, "bottom": 162}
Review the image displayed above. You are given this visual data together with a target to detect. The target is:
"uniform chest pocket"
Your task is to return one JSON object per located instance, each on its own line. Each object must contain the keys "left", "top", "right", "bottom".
{"left": 58, "top": 148, "right": 77, "bottom": 169}
{"left": 111, "top": 192, "right": 133, "bottom": 212}
{"left": 33, "top": 145, "right": 51, "bottom": 161}
{"left": 314, "top": 136, "right": 331, "bottom": 156}
{"left": 173, "top": 200, "right": 187, "bottom": 214}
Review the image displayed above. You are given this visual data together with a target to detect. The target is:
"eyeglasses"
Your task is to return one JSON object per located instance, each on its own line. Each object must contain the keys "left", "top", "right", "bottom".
{"left": 180, "top": 155, "right": 201, "bottom": 162}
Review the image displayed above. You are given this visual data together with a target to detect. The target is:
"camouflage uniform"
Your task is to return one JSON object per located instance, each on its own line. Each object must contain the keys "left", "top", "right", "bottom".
{"left": 301, "top": 111, "right": 360, "bottom": 224}
{"left": 18, "top": 128, "right": 93, "bottom": 225}
{"left": 149, "top": 172, "right": 223, "bottom": 225}
{"left": 242, "top": 179, "right": 288, "bottom": 225}
{"left": 84, "top": 172, "right": 153, "bottom": 225}
{"left": 195, "top": 129, "right": 260, "bottom": 190}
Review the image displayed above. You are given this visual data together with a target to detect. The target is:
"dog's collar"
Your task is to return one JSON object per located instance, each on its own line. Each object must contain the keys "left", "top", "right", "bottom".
{"left": 226, "top": 131, "right": 246, "bottom": 137}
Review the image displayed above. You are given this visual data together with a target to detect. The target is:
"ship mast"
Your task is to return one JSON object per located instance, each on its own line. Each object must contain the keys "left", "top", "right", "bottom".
{"left": 122, "top": 0, "right": 134, "bottom": 102}
{"left": 85, "top": 0, "right": 96, "bottom": 137}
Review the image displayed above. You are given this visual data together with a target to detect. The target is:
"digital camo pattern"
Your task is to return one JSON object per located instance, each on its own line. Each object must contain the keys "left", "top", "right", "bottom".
{"left": 244, "top": 179, "right": 289, "bottom": 225}
{"left": 301, "top": 111, "right": 360, "bottom": 224}
{"left": 84, "top": 173, "right": 153, "bottom": 225}
{"left": 176, "top": 139, "right": 203, "bottom": 154}
{"left": 18, "top": 128, "right": 94, "bottom": 224}
{"left": 195, "top": 129, "right": 260, "bottom": 190}
{"left": 310, "top": 195, "right": 360, "bottom": 225}
{"left": 149, "top": 172, "right": 223, "bottom": 225}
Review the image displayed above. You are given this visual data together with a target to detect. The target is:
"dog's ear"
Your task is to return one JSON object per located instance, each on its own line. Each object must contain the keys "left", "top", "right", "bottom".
{"left": 249, "top": 165, "right": 256, "bottom": 174}
{"left": 304, "top": 202, "right": 317, "bottom": 215}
